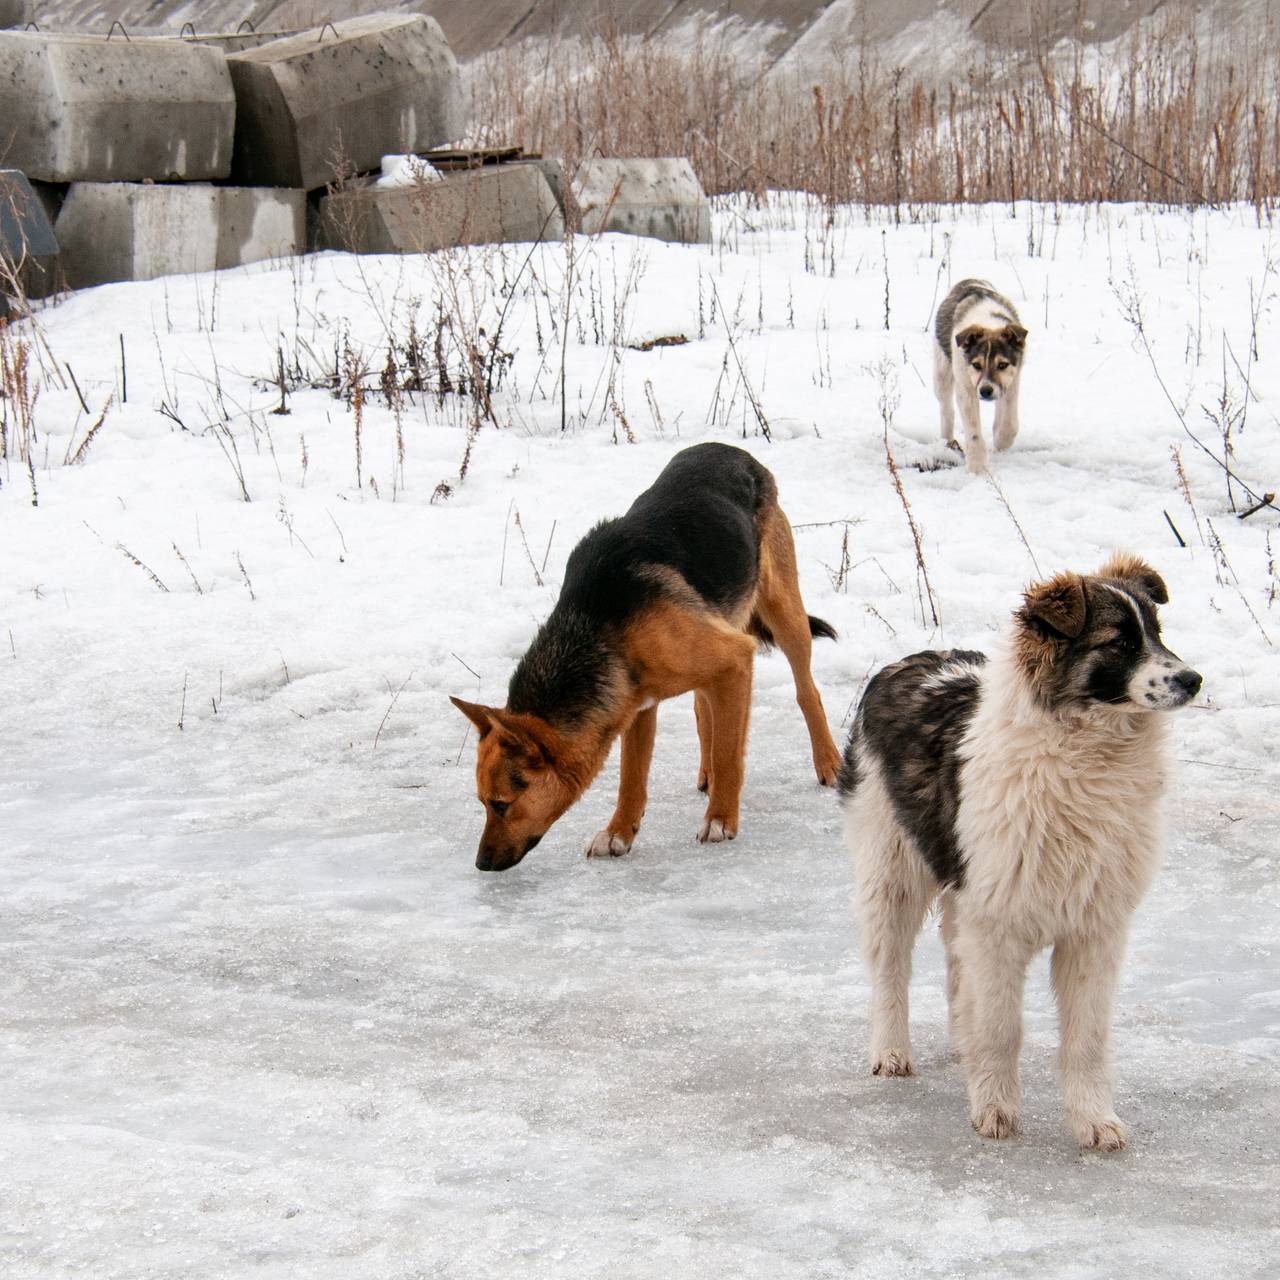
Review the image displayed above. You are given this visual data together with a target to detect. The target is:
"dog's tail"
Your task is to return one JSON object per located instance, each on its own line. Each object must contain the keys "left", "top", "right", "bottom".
{"left": 748, "top": 614, "right": 838, "bottom": 649}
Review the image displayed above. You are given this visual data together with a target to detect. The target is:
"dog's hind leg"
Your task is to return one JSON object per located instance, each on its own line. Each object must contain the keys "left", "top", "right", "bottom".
{"left": 694, "top": 690, "right": 713, "bottom": 793}
{"left": 851, "top": 776, "right": 934, "bottom": 1076}
{"left": 755, "top": 507, "right": 843, "bottom": 786}
{"left": 953, "top": 919, "right": 1035, "bottom": 1138}
{"left": 587, "top": 704, "right": 658, "bottom": 858}
{"left": 1052, "top": 930, "right": 1128, "bottom": 1152}
{"left": 939, "top": 893, "right": 965, "bottom": 1057}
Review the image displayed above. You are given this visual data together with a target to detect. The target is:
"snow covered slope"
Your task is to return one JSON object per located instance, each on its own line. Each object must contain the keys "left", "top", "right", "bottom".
{"left": 1, "top": 198, "right": 1277, "bottom": 1276}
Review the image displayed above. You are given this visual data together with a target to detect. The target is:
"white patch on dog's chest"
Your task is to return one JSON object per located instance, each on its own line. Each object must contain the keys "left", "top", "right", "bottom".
{"left": 956, "top": 700, "right": 1167, "bottom": 938}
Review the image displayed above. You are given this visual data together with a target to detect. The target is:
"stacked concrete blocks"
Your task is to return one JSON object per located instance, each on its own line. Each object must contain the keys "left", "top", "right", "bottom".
{"left": 572, "top": 158, "right": 712, "bottom": 245}
{"left": 227, "top": 15, "right": 466, "bottom": 191}
{"left": 56, "top": 184, "right": 305, "bottom": 288}
{"left": 318, "top": 164, "right": 564, "bottom": 255}
{"left": 0, "top": 31, "right": 235, "bottom": 183}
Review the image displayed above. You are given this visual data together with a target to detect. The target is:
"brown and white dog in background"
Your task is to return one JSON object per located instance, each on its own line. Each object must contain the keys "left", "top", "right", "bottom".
{"left": 933, "top": 278, "right": 1028, "bottom": 473}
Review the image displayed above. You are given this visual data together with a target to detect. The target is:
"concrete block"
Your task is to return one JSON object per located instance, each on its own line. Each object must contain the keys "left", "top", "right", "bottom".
{"left": 55, "top": 183, "right": 305, "bottom": 288}
{"left": 318, "top": 164, "right": 563, "bottom": 254}
{"left": 0, "top": 169, "right": 59, "bottom": 302}
{"left": 227, "top": 14, "right": 466, "bottom": 191}
{"left": 0, "top": 31, "right": 235, "bottom": 183}
{"left": 216, "top": 188, "right": 307, "bottom": 271}
{"left": 189, "top": 31, "right": 305, "bottom": 55}
{"left": 511, "top": 157, "right": 566, "bottom": 214}
{"left": 572, "top": 158, "right": 712, "bottom": 245}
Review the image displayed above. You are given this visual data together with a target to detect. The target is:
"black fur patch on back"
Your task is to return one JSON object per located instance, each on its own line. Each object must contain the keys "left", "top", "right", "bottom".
{"left": 840, "top": 649, "right": 987, "bottom": 888}
{"left": 934, "top": 278, "right": 1018, "bottom": 353}
{"left": 508, "top": 607, "right": 617, "bottom": 727}
{"left": 508, "top": 443, "right": 773, "bottom": 726}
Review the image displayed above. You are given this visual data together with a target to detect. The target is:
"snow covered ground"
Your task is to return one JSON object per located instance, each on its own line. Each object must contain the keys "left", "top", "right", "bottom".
{"left": 1, "top": 197, "right": 1278, "bottom": 1277}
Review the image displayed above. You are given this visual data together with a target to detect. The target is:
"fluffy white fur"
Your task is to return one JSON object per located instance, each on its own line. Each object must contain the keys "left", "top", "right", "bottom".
{"left": 845, "top": 642, "right": 1169, "bottom": 1151}
{"left": 933, "top": 296, "right": 1023, "bottom": 475}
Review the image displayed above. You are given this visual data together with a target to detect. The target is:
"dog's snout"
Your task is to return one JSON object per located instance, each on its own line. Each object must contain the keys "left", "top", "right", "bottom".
{"left": 1173, "top": 668, "right": 1202, "bottom": 698}
{"left": 476, "top": 834, "right": 540, "bottom": 872}
{"left": 979, "top": 383, "right": 995, "bottom": 400}
{"left": 476, "top": 844, "right": 517, "bottom": 872}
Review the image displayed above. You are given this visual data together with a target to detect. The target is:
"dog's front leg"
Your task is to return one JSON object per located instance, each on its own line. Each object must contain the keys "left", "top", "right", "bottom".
{"left": 939, "top": 894, "right": 966, "bottom": 1057}
{"left": 933, "top": 346, "right": 958, "bottom": 447}
{"left": 586, "top": 705, "right": 657, "bottom": 858}
{"left": 956, "top": 390, "right": 988, "bottom": 474}
{"left": 1052, "top": 930, "right": 1129, "bottom": 1152}
{"left": 955, "top": 923, "right": 1033, "bottom": 1138}
{"left": 698, "top": 646, "right": 754, "bottom": 843}
{"left": 993, "top": 380, "right": 1020, "bottom": 451}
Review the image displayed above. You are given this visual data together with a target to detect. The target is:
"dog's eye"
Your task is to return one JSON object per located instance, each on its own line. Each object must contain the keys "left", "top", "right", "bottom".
{"left": 489, "top": 800, "right": 510, "bottom": 818}
{"left": 995, "top": 360, "right": 1010, "bottom": 371}
{"left": 1106, "top": 634, "right": 1140, "bottom": 653}
{"left": 971, "top": 359, "right": 982, "bottom": 370}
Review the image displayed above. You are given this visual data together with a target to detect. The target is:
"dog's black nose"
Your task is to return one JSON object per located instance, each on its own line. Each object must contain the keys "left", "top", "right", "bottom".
{"left": 1173, "top": 669, "right": 1202, "bottom": 697}
{"left": 979, "top": 383, "right": 995, "bottom": 400}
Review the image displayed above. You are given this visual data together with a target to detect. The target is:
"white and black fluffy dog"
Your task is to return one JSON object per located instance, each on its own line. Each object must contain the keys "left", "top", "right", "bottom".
{"left": 838, "top": 554, "right": 1201, "bottom": 1151}
{"left": 933, "top": 278, "right": 1028, "bottom": 473}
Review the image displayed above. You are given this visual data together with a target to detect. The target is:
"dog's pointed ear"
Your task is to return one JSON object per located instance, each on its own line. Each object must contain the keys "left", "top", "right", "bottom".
{"left": 485, "top": 707, "right": 554, "bottom": 770}
{"left": 1099, "top": 552, "right": 1169, "bottom": 604}
{"left": 1003, "top": 324, "right": 1028, "bottom": 351}
{"left": 954, "top": 326, "right": 984, "bottom": 352}
{"left": 1020, "top": 572, "right": 1087, "bottom": 639}
{"left": 450, "top": 695, "right": 498, "bottom": 737}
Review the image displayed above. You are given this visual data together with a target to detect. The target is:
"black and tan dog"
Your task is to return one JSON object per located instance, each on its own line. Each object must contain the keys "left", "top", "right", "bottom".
{"left": 451, "top": 443, "right": 843, "bottom": 871}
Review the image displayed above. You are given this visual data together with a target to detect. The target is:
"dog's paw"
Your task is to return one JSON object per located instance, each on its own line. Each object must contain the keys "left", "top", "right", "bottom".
{"left": 814, "top": 746, "right": 842, "bottom": 788}
{"left": 585, "top": 829, "right": 633, "bottom": 858}
{"left": 698, "top": 817, "right": 737, "bottom": 843}
{"left": 965, "top": 450, "right": 989, "bottom": 475}
{"left": 871, "top": 1050, "right": 915, "bottom": 1078}
{"left": 971, "top": 1105, "right": 1019, "bottom": 1140}
{"left": 994, "top": 428, "right": 1018, "bottom": 452}
{"left": 1074, "top": 1114, "right": 1127, "bottom": 1153}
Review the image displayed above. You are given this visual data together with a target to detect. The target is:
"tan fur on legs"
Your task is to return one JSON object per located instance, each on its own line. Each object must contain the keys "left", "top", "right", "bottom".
{"left": 694, "top": 689, "right": 713, "bottom": 793}
{"left": 697, "top": 647, "right": 754, "bottom": 842}
{"left": 755, "top": 504, "right": 843, "bottom": 785}
{"left": 621, "top": 602, "right": 758, "bottom": 845}
{"left": 586, "top": 704, "right": 657, "bottom": 858}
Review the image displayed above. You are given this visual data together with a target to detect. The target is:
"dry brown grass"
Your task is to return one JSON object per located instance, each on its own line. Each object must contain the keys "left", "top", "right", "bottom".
{"left": 467, "top": 12, "right": 1280, "bottom": 215}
